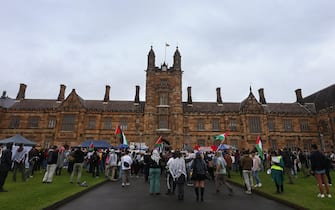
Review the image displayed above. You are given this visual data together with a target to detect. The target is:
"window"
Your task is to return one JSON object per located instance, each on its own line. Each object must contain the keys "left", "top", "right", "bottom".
{"left": 61, "top": 115, "right": 76, "bottom": 131}
{"left": 87, "top": 117, "right": 96, "bottom": 129}
{"left": 267, "top": 118, "right": 275, "bottom": 131}
{"left": 212, "top": 119, "right": 220, "bottom": 131}
{"left": 9, "top": 116, "right": 20, "bottom": 128}
{"left": 283, "top": 119, "right": 293, "bottom": 132}
{"left": 249, "top": 117, "right": 261, "bottom": 133}
{"left": 159, "top": 93, "right": 168, "bottom": 105}
{"left": 160, "top": 79, "right": 168, "bottom": 87}
{"left": 159, "top": 115, "right": 168, "bottom": 129}
{"left": 104, "top": 117, "right": 112, "bottom": 129}
{"left": 28, "top": 116, "right": 39, "bottom": 128}
{"left": 229, "top": 119, "right": 237, "bottom": 131}
{"left": 48, "top": 117, "right": 56, "bottom": 128}
{"left": 120, "top": 118, "right": 128, "bottom": 130}
{"left": 300, "top": 120, "right": 309, "bottom": 131}
{"left": 286, "top": 140, "right": 296, "bottom": 150}
{"left": 271, "top": 139, "right": 277, "bottom": 150}
{"left": 197, "top": 139, "right": 205, "bottom": 146}
{"left": 198, "top": 119, "right": 205, "bottom": 131}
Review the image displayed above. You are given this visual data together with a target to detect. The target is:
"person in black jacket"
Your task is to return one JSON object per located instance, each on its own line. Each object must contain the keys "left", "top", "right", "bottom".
{"left": 310, "top": 144, "right": 331, "bottom": 198}
{"left": 70, "top": 147, "right": 85, "bottom": 184}
{"left": 191, "top": 152, "right": 208, "bottom": 202}
{"left": 42, "top": 145, "right": 58, "bottom": 183}
{"left": 0, "top": 143, "right": 13, "bottom": 192}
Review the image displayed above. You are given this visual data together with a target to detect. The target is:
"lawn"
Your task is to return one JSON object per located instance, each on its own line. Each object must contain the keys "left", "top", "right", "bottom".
{"left": 0, "top": 169, "right": 106, "bottom": 210}
{"left": 228, "top": 170, "right": 335, "bottom": 210}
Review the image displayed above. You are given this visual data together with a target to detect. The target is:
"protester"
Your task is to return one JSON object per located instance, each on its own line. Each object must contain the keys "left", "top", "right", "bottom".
{"left": 27, "top": 145, "right": 39, "bottom": 178}
{"left": 310, "top": 144, "right": 331, "bottom": 198}
{"left": 70, "top": 147, "right": 85, "bottom": 184}
{"left": 42, "top": 145, "right": 58, "bottom": 183}
{"left": 215, "top": 151, "right": 233, "bottom": 195}
{"left": 170, "top": 150, "right": 187, "bottom": 200}
{"left": 251, "top": 151, "right": 262, "bottom": 188}
{"left": 12, "top": 143, "right": 27, "bottom": 182}
{"left": 0, "top": 143, "right": 13, "bottom": 192}
{"left": 240, "top": 150, "right": 253, "bottom": 194}
{"left": 165, "top": 151, "right": 176, "bottom": 195}
{"left": 270, "top": 150, "right": 284, "bottom": 194}
{"left": 149, "top": 149, "right": 161, "bottom": 195}
{"left": 121, "top": 150, "right": 133, "bottom": 187}
{"left": 55, "top": 146, "right": 65, "bottom": 176}
{"left": 191, "top": 152, "right": 207, "bottom": 202}
{"left": 107, "top": 149, "right": 118, "bottom": 181}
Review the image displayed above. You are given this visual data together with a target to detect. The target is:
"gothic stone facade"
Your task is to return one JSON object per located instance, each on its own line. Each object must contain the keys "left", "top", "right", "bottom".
{"left": 0, "top": 47, "right": 334, "bottom": 152}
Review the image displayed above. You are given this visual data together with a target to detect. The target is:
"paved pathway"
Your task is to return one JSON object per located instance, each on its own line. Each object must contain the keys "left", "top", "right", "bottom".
{"left": 56, "top": 176, "right": 296, "bottom": 210}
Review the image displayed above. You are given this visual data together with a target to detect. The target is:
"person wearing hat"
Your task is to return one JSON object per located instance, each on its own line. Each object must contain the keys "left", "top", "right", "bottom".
{"left": 0, "top": 143, "right": 13, "bottom": 192}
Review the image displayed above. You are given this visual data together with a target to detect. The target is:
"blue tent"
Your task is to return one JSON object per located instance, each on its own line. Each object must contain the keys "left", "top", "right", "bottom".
{"left": 217, "top": 144, "right": 234, "bottom": 150}
{"left": 115, "top": 144, "right": 129, "bottom": 149}
{"left": 0, "top": 134, "right": 37, "bottom": 146}
{"left": 78, "top": 140, "right": 111, "bottom": 148}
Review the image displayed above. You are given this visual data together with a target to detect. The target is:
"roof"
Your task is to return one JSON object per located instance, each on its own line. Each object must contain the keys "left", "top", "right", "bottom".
{"left": 0, "top": 98, "right": 16, "bottom": 108}
{"left": 303, "top": 84, "right": 335, "bottom": 111}
{"left": 0, "top": 134, "right": 37, "bottom": 146}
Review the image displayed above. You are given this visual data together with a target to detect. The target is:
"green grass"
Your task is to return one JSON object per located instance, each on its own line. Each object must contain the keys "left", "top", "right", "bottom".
{"left": 0, "top": 169, "right": 106, "bottom": 210}
{"left": 229, "top": 170, "right": 335, "bottom": 210}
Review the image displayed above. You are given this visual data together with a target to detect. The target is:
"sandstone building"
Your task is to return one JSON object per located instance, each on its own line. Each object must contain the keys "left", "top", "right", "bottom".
{"left": 0, "top": 47, "right": 334, "bottom": 152}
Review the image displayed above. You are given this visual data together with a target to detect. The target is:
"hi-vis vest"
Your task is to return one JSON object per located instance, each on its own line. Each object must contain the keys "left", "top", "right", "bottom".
{"left": 271, "top": 156, "right": 283, "bottom": 171}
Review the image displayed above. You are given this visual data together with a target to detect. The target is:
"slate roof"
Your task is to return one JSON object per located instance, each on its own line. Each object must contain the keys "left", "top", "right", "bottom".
{"left": 303, "top": 84, "right": 335, "bottom": 111}
{"left": 182, "top": 101, "right": 314, "bottom": 115}
{"left": 0, "top": 98, "right": 16, "bottom": 108}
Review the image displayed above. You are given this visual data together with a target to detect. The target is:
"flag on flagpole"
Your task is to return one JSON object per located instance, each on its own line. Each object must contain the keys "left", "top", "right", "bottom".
{"left": 215, "top": 132, "right": 229, "bottom": 151}
{"left": 165, "top": 43, "right": 170, "bottom": 47}
{"left": 121, "top": 132, "right": 129, "bottom": 146}
{"left": 89, "top": 141, "right": 94, "bottom": 152}
{"left": 154, "top": 136, "right": 163, "bottom": 152}
{"left": 115, "top": 124, "right": 122, "bottom": 137}
{"left": 256, "top": 135, "right": 264, "bottom": 159}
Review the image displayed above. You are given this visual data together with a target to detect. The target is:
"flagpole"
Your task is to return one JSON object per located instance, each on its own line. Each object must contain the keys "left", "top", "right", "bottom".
{"left": 164, "top": 43, "right": 167, "bottom": 63}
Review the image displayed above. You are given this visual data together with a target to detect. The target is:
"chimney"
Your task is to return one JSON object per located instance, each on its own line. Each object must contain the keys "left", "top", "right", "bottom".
{"left": 103, "top": 85, "right": 110, "bottom": 102}
{"left": 216, "top": 87, "right": 223, "bottom": 105}
{"left": 187, "top": 86, "right": 192, "bottom": 105}
{"left": 16, "top": 83, "right": 27, "bottom": 100}
{"left": 57, "top": 84, "right": 66, "bottom": 101}
{"left": 295, "top": 89, "right": 304, "bottom": 104}
{"left": 134, "top": 85, "right": 140, "bottom": 104}
{"left": 1, "top": 91, "right": 6, "bottom": 99}
{"left": 258, "top": 88, "right": 267, "bottom": 104}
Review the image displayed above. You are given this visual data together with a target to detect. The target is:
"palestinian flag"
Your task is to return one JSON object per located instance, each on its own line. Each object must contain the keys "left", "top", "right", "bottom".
{"left": 256, "top": 135, "right": 264, "bottom": 159}
{"left": 89, "top": 141, "right": 94, "bottom": 152}
{"left": 115, "top": 124, "right": 122, "bottom": 137}
{"left": 154, "top": 136, "right": 163, "bottom": 151}
{"left": 121, "top": 132, "right": 129, "bottom": 146}
{"left": 214, "top": 132, "right": 229, "bottom": 143}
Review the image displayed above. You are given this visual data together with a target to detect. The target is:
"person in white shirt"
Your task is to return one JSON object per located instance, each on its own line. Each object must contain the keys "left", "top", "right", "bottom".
{"left": 121, "top": 150, "right": 133, "bottom": 187}
{"left": 251, "top": 151, "right": 262, "bottom": 187}
{"left": 165, "top": 151, "right": 176, "bottom": 195}
{"left": 170, "top": 150, "right": 187, "bottom": 200}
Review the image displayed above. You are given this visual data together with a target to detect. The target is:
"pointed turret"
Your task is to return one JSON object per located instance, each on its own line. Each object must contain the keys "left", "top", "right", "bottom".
{"left": 173, "top": 47, "right": 181, "bottom": 71}
{"left": 147, "top": 46, "right": 155, "bottom": 70}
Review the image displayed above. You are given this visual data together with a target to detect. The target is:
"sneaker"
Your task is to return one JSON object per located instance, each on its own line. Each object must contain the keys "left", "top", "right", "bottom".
{"left": 254, "top": 184, "right": 258, "bottom": 188}
{"left": 329, "top": 184, "right": 332, "bottom": 187}
{"left": 317, "top": 193, "right": 325, "bottom": 198}
{"left": 258, "top": 183, "right": 262, "bottom": 187}
{"left": 126, "top": 182, "right": 130, "bottom": 186}
{"left": 245, "top": 190, "right": 252, "bottom": 195}
{"left": 327, "top": 194, "right": 332, "bottom": 198}
{"left": 122, "top": 183, "right": 125, "bottom": 187}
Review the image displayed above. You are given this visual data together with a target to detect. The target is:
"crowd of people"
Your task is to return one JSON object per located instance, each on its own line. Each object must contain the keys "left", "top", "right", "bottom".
{"left": 0, "top": 142, "right": 334, "bottom": 201}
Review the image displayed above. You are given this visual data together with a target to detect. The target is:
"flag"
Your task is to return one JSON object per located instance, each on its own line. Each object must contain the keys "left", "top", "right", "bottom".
{"left": 215, "top": 132, "right": 229, "bottom": 151}
{"left": 154, "top": 136, "right": 163, "bottom": 151}
{"left": 121, "top": 132, "right": 128, "bottom": 146}
{"left": 214, "top": 132, "right": 229, "bottom": 143}
{"left": 115, "top": 124, "right": 122, "bottom": 137}
{"left": 165, "top": 43, "right": 170, "bottom": 47}
{"left": 89, "top": 141, "right": 94, "bottom": 152}
{"left": 256, "top": 135, "right": 264, "bottom": 159}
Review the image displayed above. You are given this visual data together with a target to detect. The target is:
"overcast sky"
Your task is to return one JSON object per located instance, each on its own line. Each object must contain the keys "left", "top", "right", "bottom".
{"left": 1, "top": 0, "right": 334, "bottom": 103}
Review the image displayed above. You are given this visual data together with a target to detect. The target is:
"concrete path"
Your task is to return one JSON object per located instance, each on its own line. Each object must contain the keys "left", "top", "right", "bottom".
{"left": 55, "top": 176, "right": 296, "bottom": 210}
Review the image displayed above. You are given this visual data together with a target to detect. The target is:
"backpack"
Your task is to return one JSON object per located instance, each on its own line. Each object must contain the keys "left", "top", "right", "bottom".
{"left": 123, "top": 161, "right": 130, "bottom": 167}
